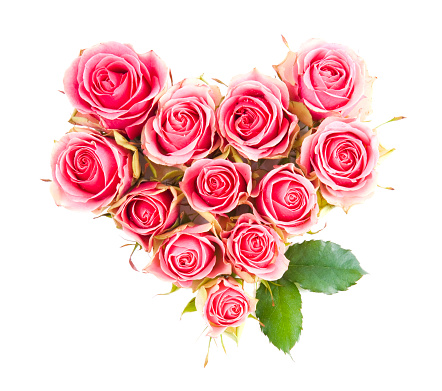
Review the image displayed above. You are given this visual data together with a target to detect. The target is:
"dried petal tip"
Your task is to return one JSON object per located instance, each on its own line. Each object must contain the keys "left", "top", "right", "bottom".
{"left": 212, "top": 78, "right": 228, "bottom": 87}
{"left": 377, "top": 185, "right": 395, "bottom": 190}
{"left": 281, "top": 34, "right": 290, "bottom": 49}
{"left": 169, "top": 69, "right": 173, "bottom": 85}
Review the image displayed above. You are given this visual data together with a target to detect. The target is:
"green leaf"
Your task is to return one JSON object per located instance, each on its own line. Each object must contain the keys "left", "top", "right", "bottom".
{"left": 284, "top": 240, "right": 366, "bottom": 294}
{"left": 181, "top": 297, "right": 196, "bottom": 318}
{"left": 256, "top": 278, "right": 302, "bottom": 354}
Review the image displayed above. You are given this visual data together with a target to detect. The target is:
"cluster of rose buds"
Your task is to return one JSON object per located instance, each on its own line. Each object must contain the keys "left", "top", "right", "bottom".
{"left": 49, "top": 38, "right": 382, "bottom": 347}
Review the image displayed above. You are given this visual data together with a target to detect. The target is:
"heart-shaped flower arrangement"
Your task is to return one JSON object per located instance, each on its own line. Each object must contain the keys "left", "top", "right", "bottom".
{"left": 47, "top": 38, "right": 402, "bottom": 364}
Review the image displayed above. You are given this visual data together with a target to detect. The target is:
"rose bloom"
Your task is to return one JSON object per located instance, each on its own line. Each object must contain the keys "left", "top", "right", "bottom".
{"left": 251, "top": 163, "right": 319, "bottom": 236}
{"left": 222, "top": 214, "right": 289, "bottom": 282}
{"left": 141, "top": 78, "right": 221, "bottom": 167}
{"left": 64, "top": 41, "right": 168, "bottom": 140}
{"left": 108, "top": 182, "right": 182, "bottom": 252}
{"left": 50, "top": 128, "right": 133, "bottom": 212}
{"left": 299, "top": 117, "right": 379, "bottom": 211}
{"left": 216, "top": 69, "right": 299, "bottom": 161}
{"left": 180, "top": 159, "right": 252, "bottom": 215}
{"left": 196, "top": 277, "right": 257, "bottom": 337}
{"left": 143, "top": 224, "right": 231, "bottom": 288}
{"left": 274, "top": 39, "right": 374, "bottom": 121}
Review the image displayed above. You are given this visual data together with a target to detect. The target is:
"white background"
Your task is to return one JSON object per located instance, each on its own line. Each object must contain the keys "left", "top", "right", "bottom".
{"left": 1, "top": 0, "right": 441, "bottom": 390}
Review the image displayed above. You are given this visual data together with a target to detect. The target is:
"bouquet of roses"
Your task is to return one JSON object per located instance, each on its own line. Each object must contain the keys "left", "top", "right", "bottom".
{"left": 46, "top": 38, "right": 401, "bottom": 364}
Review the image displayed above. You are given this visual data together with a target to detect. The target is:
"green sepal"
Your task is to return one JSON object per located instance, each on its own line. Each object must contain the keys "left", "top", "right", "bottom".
{"left": 144, "top": 157, "right": 157, "bottom": 179}
{"left": 223, "top": 323, "right": 245, "bottom": 346}
{"left": 93, "top": 213, "right": 112, "bottom": 219}
{"left": 157, "top": 284, "right": 181, "bottom": 296}
{"left": 181, "top": 297, "right": 197, "bottom": 319}
{"left": 161, "top": 169, "right": 184, "bottom": 183}
{"left": 317, "top": 190, "right": 335, "bottom": 218}
{"left": 179, "top": 212, "right": 192, "bottom": 225}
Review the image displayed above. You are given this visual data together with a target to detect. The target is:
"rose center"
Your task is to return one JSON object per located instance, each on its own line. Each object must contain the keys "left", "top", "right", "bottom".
{"left": 233, "top": 97, "right": 269, "bottom": 140}
{"left": 250, "top": 233, "right": 264, "bottom": 251}
{"left": 238, "top": 227, "right": 274, "bottom": 266}
{"left": 177, "top": 252, "right": 195, "bottom": 267}
{"left": 284, "top": 187, "right": 303, "bottom": 208}
{"left": 165, "top": 104, "right": 200, "bottom": 135}
{"left": 320, "top": 65, "right": 338, "bottom": 77}
{"left": 199, "top": 169, "right": 234, "bottom": 199}
{"left": 94, "top": 68, "right": 126, "bottom": 93}
{"left": 237, "top": 108, "right": 255, "bottom": 127}
{"left": 229, "top": 304, "right": 241, "bottom": 315}
{"left": 72, "top": 148, "right": 98, "bottom": 182}
{"left": 170, "top": 248, "right": 200, "bottom": 274}
{"left": 338, "top": 151, "right": 351, "bottom": 163}
{"left": 129, "top": 199, "right": 161, "bottom": 228}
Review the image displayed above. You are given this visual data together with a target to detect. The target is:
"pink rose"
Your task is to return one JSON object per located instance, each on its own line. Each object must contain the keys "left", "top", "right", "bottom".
{"left": 222, "top": 214, "right": 289, "bottom": 282}
{"left": 274, "top": 39, "right": 374, "bottom": 121}
{"left": 108, "top": 182, "right": 182, "bottom": 252}
{"left": 143, "top": 224, "right": 231, "bottom": 288}
{"left": 196, "top": 277, "right": 257, "bottom": 338}
{"left": 299, "top": 117, "right": 379, "bottom": 211}
{"left": 251, "top": 163, "right": 319, "bottom": 236}
{"left": 64, "top": 41, "right": 168, "bottom": 140}
{"left": 141, "top": 79, "right": 221, "bottom": 167}
{"left": 180, "top": 159, "right": 252, "bottom": 215}
{"left": 216, "top": 69, "right": 299, "bottom": 161}
{"left": 50, "top": 128, "right": 133, "bottom": 212}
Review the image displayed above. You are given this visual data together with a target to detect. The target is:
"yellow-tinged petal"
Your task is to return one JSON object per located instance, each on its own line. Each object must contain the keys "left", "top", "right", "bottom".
{"left": 68, "top": 109, "right": 101, "bottom": 129}
{"left": 289, "top": 101, "right": 313, "bottom": 128}
{"left": 213, "top": 146, "right": 231, "bottom": 160}
{"left": 113, "top": 130, "right": 141, "bottom": 182}
{"left": 378, "top": 143, "right": 396, "bottom": 164}
{"left": 230, "top": 147, "right": 245, "bottom": 163}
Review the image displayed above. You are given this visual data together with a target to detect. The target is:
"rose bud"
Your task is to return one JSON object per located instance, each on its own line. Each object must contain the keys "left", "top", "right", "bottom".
{"left": 274, "top": 39, "right": 374, "bottom": 121}
{"left": 196, "top": 277, "right": 257, "bottom": 338}
{"left": 50, "top": 128, "right": 134, "bottom": 212}
{"left": 251, "top": 163, "right": 319, "bottom": 236}
{"left": 222, "top": 214, "right": 289, "bottom": 282}
{"left": 143, "top": 223, "right": 231, "bottom": 288}
{"left": 64, "top": 41, "right": 168, "bottom": 140}
{"left": 108, "top": 181, "right": 183, "bottom": 252}
{"left": 141, "top": 78, "right": 221, "bottom": 168}
{"left": 180, "top": 159, "right": 252, "bottom": 216}
{"left": 299, "top": 117, "right": 379, "bottom": 211}
{"left": 216, "top": 69, "right": 299, "bottom": 161}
